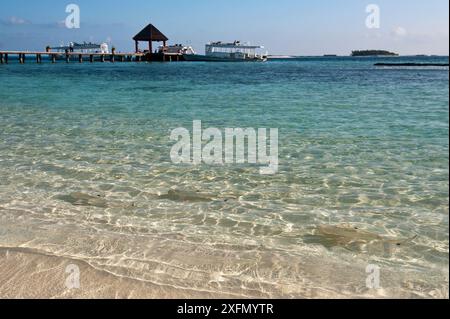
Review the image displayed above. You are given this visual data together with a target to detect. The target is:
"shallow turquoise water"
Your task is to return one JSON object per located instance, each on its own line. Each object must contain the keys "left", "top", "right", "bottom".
{"left": 0, "top": 56, "right": 448, "bottom": 298}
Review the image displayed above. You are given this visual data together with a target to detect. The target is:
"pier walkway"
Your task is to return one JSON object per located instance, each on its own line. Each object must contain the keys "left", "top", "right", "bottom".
{"left": 0, "top": 51, "right": 150, "bottom": 64}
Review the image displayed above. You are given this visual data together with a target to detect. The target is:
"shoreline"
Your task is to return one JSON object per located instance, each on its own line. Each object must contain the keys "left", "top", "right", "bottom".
{"left": 0, "top": 247, "right": 235, "bottom": 299}
{"left": 0, "top": 238, "right": 447, "bottom": 299}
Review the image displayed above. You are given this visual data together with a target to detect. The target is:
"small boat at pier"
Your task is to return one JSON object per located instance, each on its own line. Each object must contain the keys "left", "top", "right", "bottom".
{"left": 183, "top": 41, "right": 268, "bottom": 62}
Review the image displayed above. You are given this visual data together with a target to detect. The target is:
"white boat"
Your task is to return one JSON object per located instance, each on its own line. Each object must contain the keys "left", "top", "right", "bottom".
{"left": 158, "top": 44, "right": 196, "bottom": 55}
{"left": 183, "top": 41, "right": 268, "bottom": 62}
{"left": 50, "top": 42, "right": 110, "bottom": 54}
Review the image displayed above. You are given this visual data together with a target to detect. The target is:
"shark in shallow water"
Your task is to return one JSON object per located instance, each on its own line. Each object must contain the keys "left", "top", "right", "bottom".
{"left": 56, "top": 192, "right": 108, "bottom": 208}
{"left": 307, "top": 224, "right": 417, "bottom": 255}
{"left": 56, "top": 192, "right": 134, "bottom": 209}
{"left": 158, "top": 189, "right": 215, "bottom": 202}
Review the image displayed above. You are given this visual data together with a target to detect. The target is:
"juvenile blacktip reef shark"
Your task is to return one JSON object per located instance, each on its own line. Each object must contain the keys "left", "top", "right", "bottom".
{"left": 56, "top": 192, "right": 134, "bottom": 209}
{"left": 158, "top": 189, "right": 234, "bottom": 203}
{"left": 312, "top": 224, "right": 417, "bottom": 254}
{"left": 56, "top": 192, "right": 108, "bottom": 208}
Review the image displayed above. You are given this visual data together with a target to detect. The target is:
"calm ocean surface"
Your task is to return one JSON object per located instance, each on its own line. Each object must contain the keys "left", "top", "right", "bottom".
{"left": 0, "top": 56, "right": 448, "bottom": 298}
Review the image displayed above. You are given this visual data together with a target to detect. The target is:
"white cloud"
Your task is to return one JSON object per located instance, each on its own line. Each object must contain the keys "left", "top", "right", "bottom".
{"left": 7, "top": 16, "right": 30, "bottom": 25}
{"left": 393, "top": 26, "right": 408, "bottom": 37}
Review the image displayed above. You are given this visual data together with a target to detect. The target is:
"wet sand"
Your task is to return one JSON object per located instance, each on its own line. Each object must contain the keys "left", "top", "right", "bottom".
{"left": 0, "top": 248, "right": 230, "bottom": 299}
{"left": 1, "top": 210, "right": 448, "bottom": 299}
{"left": 1, "top": 246, "right": 447, "bottom": 299}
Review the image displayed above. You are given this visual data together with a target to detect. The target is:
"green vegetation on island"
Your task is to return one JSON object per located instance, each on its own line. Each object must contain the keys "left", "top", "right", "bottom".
{"left": 351, "top": 50, "right": 398, "bottom": 57}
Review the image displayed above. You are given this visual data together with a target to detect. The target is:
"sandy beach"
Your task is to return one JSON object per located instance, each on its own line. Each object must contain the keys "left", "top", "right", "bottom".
{"left": 1, "top": 246, "right": 448, "bottom": 299}
{"left": 0, "top": 247, "right": 234, "bottom": 299}
{"left": 1, "top": 207, "right": 448, "bottom": 300}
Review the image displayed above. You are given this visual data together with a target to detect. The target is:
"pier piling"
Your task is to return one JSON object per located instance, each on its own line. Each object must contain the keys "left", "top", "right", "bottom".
{"left": 0, "top": 53, "right": 3, "bottom": 64}
{"left": 51, "top": 54, "right": 56, "bottom": 63}
{"left": 66, "top": 54, "right": 70, "bottom": 63}
{"left": 111, "top": 54, "right": 115, "bottom": 63}
{"left": 5, "top": 54, "right": 8, "bottom": 64}
{"left": 78, "top": 54, "right": 83, "bottom": 63}
{"left": 100, "top": 55, "right": 105, "bottom": 62}
{"left": 90, "top": 55, "right": 94, "bottom": 63}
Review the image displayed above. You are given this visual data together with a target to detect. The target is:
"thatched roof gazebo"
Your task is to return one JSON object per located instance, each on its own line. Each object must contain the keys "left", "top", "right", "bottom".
{"left": 133, "top": 24, "right": 169, "bottom": 54}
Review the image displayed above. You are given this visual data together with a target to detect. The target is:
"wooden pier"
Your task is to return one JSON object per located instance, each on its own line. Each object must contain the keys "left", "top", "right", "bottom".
{"left": 0, "top": 51, "right": 186, "bottom": 64}
{"left": 1, "top": 24, "right": 187, "bottom": 65}
{"left": 0, "top": 51, "right": 147, "bottom": 64}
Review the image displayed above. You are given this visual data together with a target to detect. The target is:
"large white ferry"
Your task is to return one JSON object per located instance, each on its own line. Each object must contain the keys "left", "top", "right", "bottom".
{"left": 183, "top": 41, "right": 268, "bottom": 62}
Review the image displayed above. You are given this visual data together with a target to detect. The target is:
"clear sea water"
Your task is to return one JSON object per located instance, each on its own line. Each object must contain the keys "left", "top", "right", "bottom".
{"left": 0, "top": 56, "right": 448, "bottom": 298}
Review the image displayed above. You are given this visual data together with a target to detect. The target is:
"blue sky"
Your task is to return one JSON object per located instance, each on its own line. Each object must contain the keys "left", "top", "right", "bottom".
{"left": 0, "top": 0, "right": 448, "bottom": 55}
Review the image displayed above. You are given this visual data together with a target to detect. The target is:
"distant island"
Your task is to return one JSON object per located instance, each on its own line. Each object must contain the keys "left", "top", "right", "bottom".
{"left": 351, "top": 50, "right": 398, "bottom": 57}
